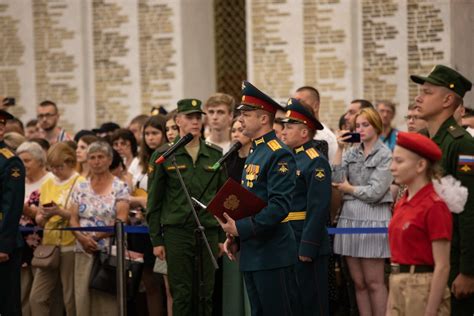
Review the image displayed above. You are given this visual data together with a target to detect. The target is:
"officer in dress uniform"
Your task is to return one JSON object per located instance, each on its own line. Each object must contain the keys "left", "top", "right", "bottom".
{"left": 280, "top": 98, "right": 331, "bottom": 316}
{"left": 0, "top": 110, "right": 25, "bottom": 316}
{"left": 147, "top": 99, "right": 227, "bottom": 316}
{"left": 411, "top": 65, "right": 474, "bottom": 315}
{"left": 218, "top": 81, "right": 299, "bottom": 316}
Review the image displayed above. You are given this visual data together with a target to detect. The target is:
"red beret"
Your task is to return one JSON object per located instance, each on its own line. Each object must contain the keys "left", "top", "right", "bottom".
{"left": 396, "top": 131, "right": 442, "bottom": 162}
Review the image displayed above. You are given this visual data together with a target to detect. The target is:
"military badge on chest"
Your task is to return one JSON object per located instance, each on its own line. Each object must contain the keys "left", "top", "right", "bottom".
{"left": 245, "top": 164, "right": 260, "bottom": 188}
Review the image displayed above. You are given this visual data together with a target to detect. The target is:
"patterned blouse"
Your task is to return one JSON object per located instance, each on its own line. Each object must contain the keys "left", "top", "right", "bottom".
{"left": 71, "top": 176, "right": 130, "bottom": 251}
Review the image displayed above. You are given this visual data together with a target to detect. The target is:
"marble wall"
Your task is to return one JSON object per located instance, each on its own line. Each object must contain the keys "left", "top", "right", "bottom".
{"left": 247, "top": 0, "right": 473, "bottom": 129}
{"left": 0, "top": 0, "right": 472, "bottom": 132}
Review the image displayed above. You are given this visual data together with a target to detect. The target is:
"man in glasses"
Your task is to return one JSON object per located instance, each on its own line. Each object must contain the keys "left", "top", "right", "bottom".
{"left": 36, "top": 100, "right": 72, "bottom": 144}
{"left": 405, "top": 103, "right": 427, "bottom": 133}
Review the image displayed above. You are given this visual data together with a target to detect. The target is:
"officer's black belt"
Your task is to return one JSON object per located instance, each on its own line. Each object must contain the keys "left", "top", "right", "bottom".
{"left": 390, "top": 264, "right": 434, "bottom": 274}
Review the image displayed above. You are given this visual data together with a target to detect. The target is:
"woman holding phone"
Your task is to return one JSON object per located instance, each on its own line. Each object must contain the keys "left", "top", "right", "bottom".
{"left": 332, "top": 107, "right": 393, "bottom": 316}
{"left": 29, "top": 142, "right": 84, "bottom": 316}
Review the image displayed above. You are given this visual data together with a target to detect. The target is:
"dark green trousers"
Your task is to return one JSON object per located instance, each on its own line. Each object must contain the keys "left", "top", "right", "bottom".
{"left": 164, "top": 225, "right": 219, "bottom": 316}
{"left": 243, "top": 265, "right": 300, "bottom": 316}
{"left": 451, "top": 295, "right": 474, "bottom": 316}
{"left": 295, "top": 255, "right": 329, "bottom": 316}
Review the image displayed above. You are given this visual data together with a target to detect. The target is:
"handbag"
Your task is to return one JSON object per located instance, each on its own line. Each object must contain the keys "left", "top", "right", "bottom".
{"left": 31, "top": 244, "right": 60, "bottom": 269}
{"left": 31, "top": 175, "right": 79, "bottom": 269}
{"left": 89, "top": 242, "right": 144, "bottom": 299}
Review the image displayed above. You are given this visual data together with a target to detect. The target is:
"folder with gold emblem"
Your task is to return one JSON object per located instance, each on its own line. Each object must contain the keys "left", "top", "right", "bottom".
{"left": 207, "top": 178, "right": 267, "bottom": 221}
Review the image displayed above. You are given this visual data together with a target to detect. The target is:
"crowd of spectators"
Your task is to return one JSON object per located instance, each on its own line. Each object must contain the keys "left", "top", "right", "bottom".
{"left": 1, "top": 65, "right": 473, "bottom": 316}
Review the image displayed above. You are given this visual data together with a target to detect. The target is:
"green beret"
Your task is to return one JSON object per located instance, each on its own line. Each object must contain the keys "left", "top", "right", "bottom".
{"left": 410, "top": 64, "right": 472, "bottom": 98}
{"left": 177, "top": 99, "right": 206, "bottom": 115}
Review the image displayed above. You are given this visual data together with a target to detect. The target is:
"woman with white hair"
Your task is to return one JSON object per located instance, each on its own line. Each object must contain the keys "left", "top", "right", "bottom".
{"left": 16, "top": 142, "right": 52, "bottom": 316}
{"left": 69, "top": 141, "right": 129, "bottom": 316}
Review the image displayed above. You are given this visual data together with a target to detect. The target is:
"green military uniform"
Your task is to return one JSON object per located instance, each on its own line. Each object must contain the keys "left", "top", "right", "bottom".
{"left": 281, "top": 99, "right": 331, "bottom": 316}
{"left": 236, "top": 82, "right": 299, "bottom": 316}
{"left": 0, "top": 110, "right": 25, "bottom": 316}
{"left": 411, "top": 65, "right": 474, "bottom": 315}
{"left": 146, "top": 99, "right": 226, "bottom": 316}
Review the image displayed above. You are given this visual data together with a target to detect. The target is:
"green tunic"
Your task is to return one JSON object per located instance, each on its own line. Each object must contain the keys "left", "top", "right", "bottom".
{"left": 427, "top": 116, "right": 474, "bottom": 314}
{"left": 146, "top": 137, "right": 226, "bottom": 316}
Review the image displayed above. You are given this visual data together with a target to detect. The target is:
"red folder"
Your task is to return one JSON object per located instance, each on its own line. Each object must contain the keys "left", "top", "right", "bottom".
{"left": 207, "top": 178, "right": 267, "bottom": 221}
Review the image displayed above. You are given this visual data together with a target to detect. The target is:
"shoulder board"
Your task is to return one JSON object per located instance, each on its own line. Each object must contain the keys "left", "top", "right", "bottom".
{"left": 267, "top": 139, "right": 282, "bottom": 151}
{"left": 447, "top": 125, "right": 465, "bottom": 139}
{"left": 305, "top": 147, "right": 319, "bottom": 160}
{"left": 0, "top": 147, "right": 14, "bottom": 159}
{"left": 205, "top": 141, "right": 223, "bottom": 152}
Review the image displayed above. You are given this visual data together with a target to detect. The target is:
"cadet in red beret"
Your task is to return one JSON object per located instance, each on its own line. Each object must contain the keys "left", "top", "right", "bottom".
{"left": 388, "top": 131, "right": 451, "bottom": 315}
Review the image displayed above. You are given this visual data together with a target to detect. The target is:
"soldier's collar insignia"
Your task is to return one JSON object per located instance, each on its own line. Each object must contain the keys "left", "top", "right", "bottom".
{"left": 278, "top": 162, "right": 289, "bottom": 174}
{"left": 147, "top": 164, "right": 154, "bottom": 175}
{"left": 254, "top": 137, "right": 265, "bottom": 146}
{"left": 294, "top": 146, "right": 305, "bottom": 154}
{"left": 287, "top": 99, "right": 292, "bottom": 106}
{"left": 11, "top": 167, "right": 21, "bottom": 178}
{"left": 315, "top": 168, "right": 325, "bottom": 181}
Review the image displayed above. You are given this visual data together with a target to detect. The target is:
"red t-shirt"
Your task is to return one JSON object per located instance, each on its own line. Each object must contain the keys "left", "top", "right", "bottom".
{"left": 389, "top": 183, "right": 452, "bottom": 265}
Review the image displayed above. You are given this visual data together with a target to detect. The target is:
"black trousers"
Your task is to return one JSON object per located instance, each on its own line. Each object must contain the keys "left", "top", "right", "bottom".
{"left": 0, "top": 247, "right": 22, "bottom": 316}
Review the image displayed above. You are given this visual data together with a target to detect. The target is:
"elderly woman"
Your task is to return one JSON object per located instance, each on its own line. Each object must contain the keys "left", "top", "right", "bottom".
{"left": 29, "top": 142, "right": 83, "bottom": 316}
{"left": 332, "top": 107, "right": 393, "bottom": 316}
{"left": 16, "top": 142, "right": 52, "bottom": 316}
{"left": 69, "top": 141, "right": 129, "bottom": 316}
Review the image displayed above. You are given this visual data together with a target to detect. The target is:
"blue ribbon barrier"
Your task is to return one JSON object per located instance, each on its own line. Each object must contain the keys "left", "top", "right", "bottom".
{"left": 20, "top": 226, "right": 388, "bottom": 235}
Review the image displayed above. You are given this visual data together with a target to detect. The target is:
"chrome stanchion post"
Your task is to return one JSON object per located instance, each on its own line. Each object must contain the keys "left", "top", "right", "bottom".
{"left": 115, "top": 219, "right": 126, "bottom": 316}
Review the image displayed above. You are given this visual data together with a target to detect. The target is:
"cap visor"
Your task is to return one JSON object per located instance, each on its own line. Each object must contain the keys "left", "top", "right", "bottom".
{"left": 237, "top": 104, "right": 258, "bottom": 111}
{"left": 410, "top": 75, "right": 446, "bottom": 87}
{"left": 181, "top": 110, "right": 206, "bottom": 115}
{"left": 314, "top": 121, "right": 324, "bottom": 130}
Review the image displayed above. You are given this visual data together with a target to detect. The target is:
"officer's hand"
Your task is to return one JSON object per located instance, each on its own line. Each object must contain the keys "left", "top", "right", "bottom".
{"left": 154, "top": 246, "right": 166, "bottom": 260}
{"left": 217, "top": 243, "right": 225, "bottom": 258}
{"left": 223, "top": 236, "right": 239, "bottom": 261}
{"left": 451, "top": 273, "right": 474, "bottom": 299}
{"left": 0, "top": 252, "right": 10, "bottom": 263}
{"left": 215, "top": 213, "right": 238, "bottom": 236}
{"left": 298, "top": 256, "right": 312, "bottom": 262}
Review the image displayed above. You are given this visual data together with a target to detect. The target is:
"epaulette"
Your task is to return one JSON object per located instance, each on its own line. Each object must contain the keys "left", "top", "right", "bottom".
{"left": 447, "top": 125, "right": 465, "bottom": 139}
{"left": 305, "top": 147, "right": 319, "bottom": 160}
{"left": 0, "top": 147, "right": 14, "bottom": 159}
{"left": 205, "top": 141, "right": 223, "bottom": 153}
{"left": 267, "top": 139, "right": 282, "bottom": 151}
